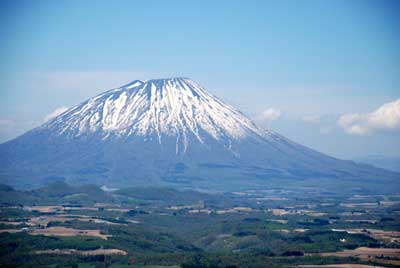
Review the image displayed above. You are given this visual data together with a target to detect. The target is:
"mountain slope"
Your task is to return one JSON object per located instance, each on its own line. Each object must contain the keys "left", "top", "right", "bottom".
{"left": 44, "top": 78, "right": 264, "bottom": 150}
{"left": 0, "top": 78, "right": 398, "bottom": 191}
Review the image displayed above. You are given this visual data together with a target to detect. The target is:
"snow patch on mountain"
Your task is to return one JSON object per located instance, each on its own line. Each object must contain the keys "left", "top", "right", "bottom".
{"left": 43, "top": 78, "right": 266, "bottom": 153}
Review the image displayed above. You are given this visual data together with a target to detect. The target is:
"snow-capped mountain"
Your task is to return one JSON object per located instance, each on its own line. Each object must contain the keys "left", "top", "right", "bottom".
{"left": 0, "top": 78, "right": 398, "bottom": 191}
{"left": 43, "top": 77, "right": 266, "bottom": 154}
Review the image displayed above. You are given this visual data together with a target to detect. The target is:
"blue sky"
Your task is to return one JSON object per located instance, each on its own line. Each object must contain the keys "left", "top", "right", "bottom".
{"left": 0, "top": 0, "right": 399, "bottom": 159}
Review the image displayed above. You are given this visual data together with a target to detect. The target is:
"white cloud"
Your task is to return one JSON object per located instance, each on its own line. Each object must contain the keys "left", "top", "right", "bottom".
{"left": 338, "top": 99, "right": 400, "bottom": 135}
{"left": 43, "top": 106, "right": 69, "bottom": 122}
{"left": 301, "top": 115, "right": 321, "bottom": 123}
{"left": 257, "top": 108, "right": 282, "bottom": 127}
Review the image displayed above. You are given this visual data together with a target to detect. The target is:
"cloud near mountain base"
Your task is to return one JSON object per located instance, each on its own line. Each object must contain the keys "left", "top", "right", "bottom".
{"left": 338, "top": 99, "right": 400, "bottom": 135}
{"left": 257, "top": 108, "right": 282, "bottom": 127}
{"left": 43, "top": 106, "right": 69, "bottom": 123}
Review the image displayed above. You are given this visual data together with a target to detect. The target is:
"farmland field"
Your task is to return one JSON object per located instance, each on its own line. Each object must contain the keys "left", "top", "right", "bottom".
{"left": 0, "top": 182, "right": 399, "bottom": 267}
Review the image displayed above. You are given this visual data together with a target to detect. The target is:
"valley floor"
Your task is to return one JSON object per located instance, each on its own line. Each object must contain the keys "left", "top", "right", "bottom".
{"left": 0, "top": 183, "right": 399, "bottom": 268}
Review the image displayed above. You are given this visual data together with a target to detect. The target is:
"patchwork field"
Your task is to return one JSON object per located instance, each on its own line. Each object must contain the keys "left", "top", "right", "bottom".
{"left": 31, "top": 226, "right": 110, "bottom": 240}
{"left": 1, "top": 182, "right": 399, "bottom": 268}
{"left": 34, "top": 248, "right": 127, "bottom": 256}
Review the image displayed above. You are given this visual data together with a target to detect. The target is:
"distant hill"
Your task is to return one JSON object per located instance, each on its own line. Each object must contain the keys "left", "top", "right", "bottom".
{"left": 0, "top": 182, "right": 219, "bottom": 207}
{"left": 0, "top": 182, "right": 113, "bottom": 206}
{"left": 353, "top": 155, "right": 400, "bottom": 172}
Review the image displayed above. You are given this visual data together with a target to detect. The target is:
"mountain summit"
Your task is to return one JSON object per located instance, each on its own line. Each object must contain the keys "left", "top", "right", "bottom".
{"left": 0, "top": 78, "right": 398, "bottom": 191}
{"left": 44, "top": 77, "right": 265, "bottom": 154}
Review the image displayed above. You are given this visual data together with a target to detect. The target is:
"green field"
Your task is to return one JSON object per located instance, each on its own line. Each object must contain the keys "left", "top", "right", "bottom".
{"left": 0, "top": 182, "right": 399, "bottom": 268}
